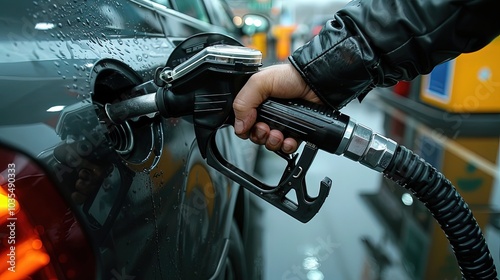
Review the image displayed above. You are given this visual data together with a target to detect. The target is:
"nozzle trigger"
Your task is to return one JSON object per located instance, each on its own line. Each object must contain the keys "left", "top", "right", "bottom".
{"left": 205, "top": 136, "right": 331, "bottom": 223}
{"left": 275, "top": 142, "right": 332, "bottom": 221}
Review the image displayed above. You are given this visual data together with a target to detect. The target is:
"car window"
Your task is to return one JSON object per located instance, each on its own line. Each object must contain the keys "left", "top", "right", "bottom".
{"left": 172, "top": 0, "right": 210, "bottom": 23}
{"left": 99, "top": 1, "right": 163, "bottom": 35}
{"left": 1, "top": 0, "right": 163, "bottom": 40}
{"left": 206, "top": 0, "right": 237, "bottom": 32}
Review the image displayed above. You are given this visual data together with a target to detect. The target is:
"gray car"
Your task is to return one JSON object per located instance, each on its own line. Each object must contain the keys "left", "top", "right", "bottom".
{"left": 0, "top": 0, "right": 268, "bottom": 279}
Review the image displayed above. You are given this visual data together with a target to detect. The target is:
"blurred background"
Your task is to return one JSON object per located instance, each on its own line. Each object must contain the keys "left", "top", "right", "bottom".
{"left": 226, "top": 1, "right": 500, "bottom": 279}
{"left": 228, "top": 0, "right": 349, "bottom": 63}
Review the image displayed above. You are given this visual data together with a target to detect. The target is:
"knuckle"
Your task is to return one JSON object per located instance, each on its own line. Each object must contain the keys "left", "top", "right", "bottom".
{"left": 232, "top": 97, "right": 247, "bottom": 113}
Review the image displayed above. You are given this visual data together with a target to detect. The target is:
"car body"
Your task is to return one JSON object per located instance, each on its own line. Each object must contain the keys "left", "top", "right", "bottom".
{"left": 0, "top": 0, "right": 265, "bottom": 279}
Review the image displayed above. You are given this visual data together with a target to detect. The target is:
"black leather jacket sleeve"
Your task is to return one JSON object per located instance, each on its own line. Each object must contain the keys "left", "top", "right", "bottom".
{"left": 290, "top": 0, "right": 500, "bottom": 109}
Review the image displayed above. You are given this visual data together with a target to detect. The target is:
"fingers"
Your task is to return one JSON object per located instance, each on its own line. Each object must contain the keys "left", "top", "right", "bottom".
{"left": 234, "top": 64, "right": 303, "bottom": 138}
{"left": 265, "top": 129, "right": 284, "bottom": 151}
{"left": 282, "top": 138, "right": 299, "bottom": 154}
{"left": 249, "top": 122, "right": 269, "bottom": 145}
{"left": 233, "top": 72, "right": 270, "bottom": 138}
{"left": 233, "top": 63, "right": 318, "bottom": 153}
{"left": 249, "top": 122, "right": 300, "bottom": 153}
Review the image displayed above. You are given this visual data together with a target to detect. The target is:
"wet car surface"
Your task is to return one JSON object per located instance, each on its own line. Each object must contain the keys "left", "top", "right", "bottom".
{"left": 258, "top": 90, "right": 500, "bottom": 280}
{"left": 2, "top": 1, "right": 499, "bottom": 279}
{"left": 0, "top": 1, "right": 263, "bottom": 279}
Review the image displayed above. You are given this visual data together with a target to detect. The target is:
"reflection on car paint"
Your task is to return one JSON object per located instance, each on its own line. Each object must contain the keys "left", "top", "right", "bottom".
{"left": 0, "top": 0, "right": 261, "bottom": 278}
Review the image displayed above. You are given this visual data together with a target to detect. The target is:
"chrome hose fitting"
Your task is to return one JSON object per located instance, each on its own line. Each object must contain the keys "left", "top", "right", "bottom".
{"left": 336, "top": 119, "right": 397, "bottom": 172}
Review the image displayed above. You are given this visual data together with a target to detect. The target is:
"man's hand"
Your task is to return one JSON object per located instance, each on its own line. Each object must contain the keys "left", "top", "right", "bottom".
{"left": 233, "top": 63, "right": 321, "bottom": 153}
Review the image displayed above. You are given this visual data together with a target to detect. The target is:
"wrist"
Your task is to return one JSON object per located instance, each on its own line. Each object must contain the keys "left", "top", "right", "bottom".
{"left": 289, "top": 14, "right": 379, "bottom": 109}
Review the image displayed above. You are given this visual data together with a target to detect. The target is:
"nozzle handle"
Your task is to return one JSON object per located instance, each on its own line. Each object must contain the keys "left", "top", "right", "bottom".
{"left": 257, "top": 99, "right": 350, "bottom": 154}
{"left": 203, "top": 98, "right": 352, "bottom": 223}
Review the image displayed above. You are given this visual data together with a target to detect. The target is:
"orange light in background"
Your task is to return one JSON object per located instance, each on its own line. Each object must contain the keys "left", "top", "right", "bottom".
{"left": 0, "top": 188, "right": 20, "bottom": 220}
{"left": 32, "top": 239, "right": 43, "bottom": 250}
{"left": 0, "top": 187, "right": 52, "bottom": 279}
{"left": 272, "top": 25, "right": 297, "bottom": 61}
{"left": 186, "top": 164, "right": 215, "bottom": 216}
{"left": 0, "top": 238, "right": 50, "bottom": 280}
{"left": 0, "top": 191, "right": 10, "bottom": 220}
{"left": 0, "top": 145, "right": 96, "bottom": 279}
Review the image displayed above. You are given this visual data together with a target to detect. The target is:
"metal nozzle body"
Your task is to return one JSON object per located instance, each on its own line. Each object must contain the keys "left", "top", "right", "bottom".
{"left": 105, "top": 93, "right": 158, "bottom": 124}
{"left": 337, "top": 119, "right": 397, "bottom": 172}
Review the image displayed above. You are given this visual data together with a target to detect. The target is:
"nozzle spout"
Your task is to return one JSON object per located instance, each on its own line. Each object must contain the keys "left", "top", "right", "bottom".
{"left": 105, "top": 93, "right": 158, "bottom": 124}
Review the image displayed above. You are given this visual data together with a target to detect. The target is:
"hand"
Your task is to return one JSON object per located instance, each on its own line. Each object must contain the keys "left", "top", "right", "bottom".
{"left": 233, "top": 63, "right": 321, "bottom": 153}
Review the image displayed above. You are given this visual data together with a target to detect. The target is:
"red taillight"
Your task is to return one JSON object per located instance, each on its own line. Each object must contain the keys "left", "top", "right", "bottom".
{"left": 0, "top": 145, "right": 95, "bottom": 279}
{"left": 0, "top": 187, "right": 51, "bottom": 279}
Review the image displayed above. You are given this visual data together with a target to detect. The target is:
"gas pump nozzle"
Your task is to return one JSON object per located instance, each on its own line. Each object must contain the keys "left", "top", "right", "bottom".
{"left": 104, "top": 36, "right": 396, "bottom": 223}
{"left": 105, "top": 33, "right": 498, "bottom": 277}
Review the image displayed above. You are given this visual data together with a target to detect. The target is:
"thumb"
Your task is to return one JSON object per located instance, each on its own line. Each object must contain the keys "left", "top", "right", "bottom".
{"left": 233, "top": 72, "right": 270, "bottom": 137}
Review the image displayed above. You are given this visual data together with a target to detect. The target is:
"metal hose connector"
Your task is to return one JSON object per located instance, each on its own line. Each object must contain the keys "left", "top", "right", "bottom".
{"left": 335, "top": 118, "right": 496, "bottom": 278}
{"left": 336, "top": 119, "right": 397, "bottom": 172}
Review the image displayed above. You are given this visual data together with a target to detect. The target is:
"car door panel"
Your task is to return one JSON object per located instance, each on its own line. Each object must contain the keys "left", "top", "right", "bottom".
{"left": 0, "top": 0, "right": 239, "bottom": 279}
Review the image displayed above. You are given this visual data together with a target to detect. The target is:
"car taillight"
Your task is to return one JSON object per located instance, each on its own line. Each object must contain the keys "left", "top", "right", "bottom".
{"left": 0, "top": 186, "right": 51, "bottom": 279}
{"left": 0, "top": 144, "right": 96, "bottom": 280}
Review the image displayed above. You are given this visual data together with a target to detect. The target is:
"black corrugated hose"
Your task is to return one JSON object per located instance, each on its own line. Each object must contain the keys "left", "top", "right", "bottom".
{"left": 383, "top": 145, "right": 497, "bottom": 280}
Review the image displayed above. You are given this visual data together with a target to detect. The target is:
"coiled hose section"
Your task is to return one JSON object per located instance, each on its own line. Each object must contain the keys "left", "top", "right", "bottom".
{"left": 383, "top": 145, "right": 497, "bottom": 280}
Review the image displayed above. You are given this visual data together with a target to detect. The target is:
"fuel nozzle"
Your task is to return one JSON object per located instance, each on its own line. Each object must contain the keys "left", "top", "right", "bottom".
{"left": 100, "top": 34, "right": 499, "bottom": 277}
{"left": 102, "top": 35, "right": 397, "bottom": 223}
{"left": 104, "top": 91, "right": 158, "bottom": 124}
{"left": 256, "top": 99, "right": 397, "bottom": 173}
{"left": 104, "top": 87, "right": 195, "bottom": 124}
{"left": 104, "top": 44, "right": 262, "bottom": 124}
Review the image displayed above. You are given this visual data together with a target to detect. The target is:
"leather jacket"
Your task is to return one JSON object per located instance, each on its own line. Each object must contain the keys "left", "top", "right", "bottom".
{"left": 290, "top": 0, "right": 500, "bottom": 109}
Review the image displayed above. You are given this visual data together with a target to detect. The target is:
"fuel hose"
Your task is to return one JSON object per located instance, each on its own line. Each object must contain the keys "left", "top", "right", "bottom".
{"left": 384, "top": 145, "right": 496, "bottom": 279}
{"left": 260, "top": 99, "right": 498, "bottom": 279}
{"left": 258, "top": 99, "right": 498, "bottom": 279}
{"left": 105, "top": 92, "right": 498, "bottom": 279}
{"left": 102, "top": 37, "right": 497, "bottom": 277}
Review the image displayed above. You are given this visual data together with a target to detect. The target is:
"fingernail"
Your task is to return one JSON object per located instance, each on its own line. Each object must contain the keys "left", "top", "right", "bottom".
{"left": 269, "top": 136, "right": 279, "bottom": 146}
{"left": 282, "top": 143, "right": 292, "bottom": 153}
{"left": 234, "top": 119, "right": 244, "bottom": 134}
{"left": 256, "top": 129, "right": 265, "bottom": 140}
